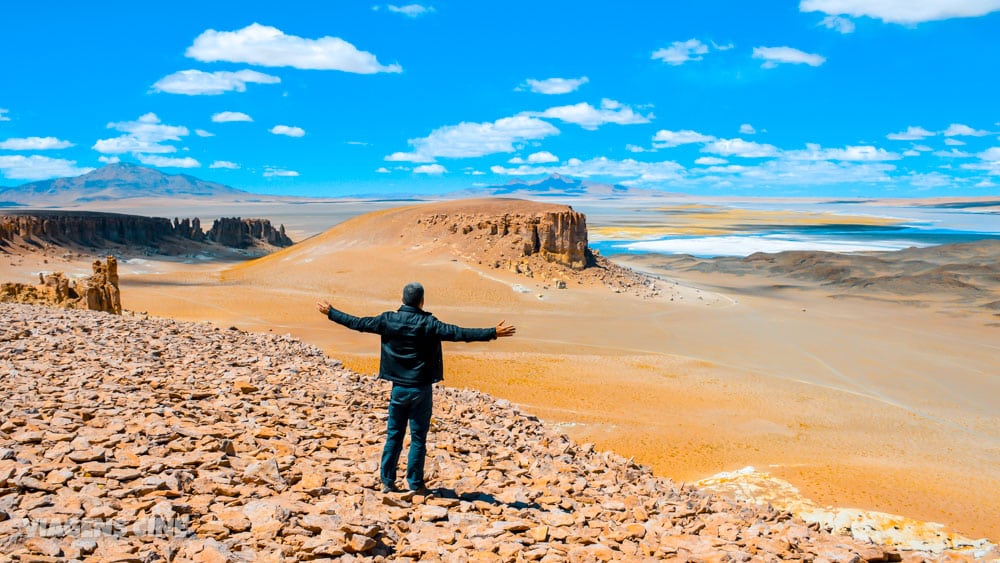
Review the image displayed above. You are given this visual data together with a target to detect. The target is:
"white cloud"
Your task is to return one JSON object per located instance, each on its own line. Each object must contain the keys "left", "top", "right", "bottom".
{"left": 186, "top": 23, "right": 401, "bottom": 73}
{"left": 886, "top": 126, "right": 935, "bottom": 140}
{"left": 269, "top": 125, "right": 306, "bottom": 137}
{"left": 932, "top": 148, "right": 973, "bottom": 158}
{"left": 651, "top": 39, "right": 709, "bottom": 65}
{"left": 695, "top": 156, "right": 728, "bottom": 165}
{"left": 345, "top": 141, "right": 371, "bottom": 146}
{"left": 912, "top": 144, "right": 933, "bottom": 152}
{"left": 98, "top": 156, "right": 120, "bottom": 164}
{"left": 753, "top": 46, "right": 826, "bottom": 68}
{"left": 528, "top": 99, "right": 652, "bottom": 130}
{"left": 386, "top": 115, "right": 559, "bottom": 162}
{"left": 137, "top": 155, "right": 201, "bottom": 168}
{"left": 521, "top": 76, "right": 589, "bottom": 95}
{"left": 944, "top": 138, "right": 966, "bottom": 146}
{"left": 0, "top": 155, "right": 94, "bottom": 180}
{"left": 263, "top": 167, "right": 299, "bottom": 177}
{"left": 0, "top": 109, "right": 10, "bottom": 121}
{"left": 975, "top": 179, "right": 996, "bottom": 187}
{"left": 819, "top": 14, "right": 856, "bottom": 32}
{"left": 626, "top": 144, "right": 651, "bottom": 153}
{"left": 960, "top": 147, "right": 1000, "bottom": 174}
{"left": 943, "top": 123, "right": 988, "bottom": 136}
{"left": 492, "top": 156, "right": 685, "bottom": 183}
{"left": 387, "top": 4, "right": 434, "bottom": 17}
{"left": 152, "top": 69, "right": 280, "bottom": 95}
{"left": 800, "top": 0, "right": 1000, "bottom": 24}
{"left": 784, "top": 143, "right": 901, "bottom": 161}
{"left": 739, "top": 123, "right": 757, "bottom": 135}
{"left": 526, "top": 151, "right": 558, "bottom": 163}
{"left": 93, "top": 112, "right": 189, "bottom": 155}
{"left": 902, "top": 149, "right": 920, "bottom": 157}
{"left": 375, "top": 166, "right": 391, "bottom": 174}
{"left": 652, "top": 129, "right": 716, "bottom": 148}
{"left": 0, "top": 136, "right": 74, "bottom": 150}
{"left": 195, "top": 129, "right": 214, "bottom": 137}
{"left": 212, "top": 111, "right": 253, "bottom": 123}
{"left": 414, "top": 163, "right": 446, "bottom": 174}
{"left": 210, "top": 160, "right": 239, "bottom": 169}
{"left": 702, "top": 138, "right": 780, "bottom": 157}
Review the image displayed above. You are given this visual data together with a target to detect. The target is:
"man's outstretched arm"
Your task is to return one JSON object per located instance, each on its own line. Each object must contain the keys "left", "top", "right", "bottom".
{"left": 431, "top": 318, "right": 516, "bottom": 342}
{"left": 316, "top": 300, "right": 383, "bottom": 334}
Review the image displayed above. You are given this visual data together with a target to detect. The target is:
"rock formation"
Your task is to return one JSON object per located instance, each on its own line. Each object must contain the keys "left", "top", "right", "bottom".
{"left": 0, "top": 211, "right": 292, "bottom": 254}
{"left": 1, "top": 256, "right": 121, "bottom": 314}
{"left": 1, "top": 303, "right": 987, "bottom": 560}
{"left": 206, "top": 217, "right": 293, "bottom": 249}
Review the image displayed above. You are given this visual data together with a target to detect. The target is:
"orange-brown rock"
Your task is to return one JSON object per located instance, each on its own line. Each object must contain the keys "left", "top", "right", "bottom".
{"left": 1, "top": 256, "right": 121, "bottom": 314}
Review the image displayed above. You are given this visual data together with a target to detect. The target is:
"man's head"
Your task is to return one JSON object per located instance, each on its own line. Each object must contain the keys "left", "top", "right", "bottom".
{"left": 402, "top": 282, "right": 424, "bottom": 308}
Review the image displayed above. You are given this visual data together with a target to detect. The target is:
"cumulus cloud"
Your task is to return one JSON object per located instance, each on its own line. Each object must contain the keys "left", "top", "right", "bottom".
{"left": 932, "top": 148, "right": 973, "bottom": 158}
{"left": 652, "top": 129, "right": 716, "bottom": 148}
{"left": 137, "top": 155, "right": 200, "bottom": 168}
{"left": 387, "top": 4, "right": 435, "bottom": 17}
{"left": 0, "top": 155, "right": 94, "bottom": 180}
{"left": 269, "top": 125, "right": 305, "bottom": 137}
{"left": 886, "top": 126, "right": 935, "bottom": 140}
{"left": 943, "top": 123, "right": 988, "bottom": 136}
{"left": 819, "top": 14, "right": 856, "bottom": 32}
{"left": 210, "top": 160, "right": 239, "bottom": 169}
{"left": 702, "top": 138, "right": 780, "bottom": 157}
{"left": 152, "top": 69, "right": 280, "bottom": 95}
{"left": 375, "top": 166, "right": 391, "bottom": 174}
{"left": 414, "top": 163, "right": 446, "bottom": 174}
{"left": 385, "top": 115, "right": 559, "bottom": 162}
{"left": 527, "top": 99, "right": 652, "bottom": 130}
{"left": 520, "top": 76, "right": 589, "bottom": 95}
{"left": 263, "top": 167, "right": 300, "bottom": 177}
{"left": 195, "top": 129, "right": 214, "bottom": 137}
{"left": 739, "top": 123, "right": 757, "bottom": 135}
{"left": 784, "top": 143, "right": 902, "bottom": 161}
{"left": 98, "top": 156, "right": 120, "bottom": 164}
{"left": 800, "top": 0, "right": 1000, "bottom": 24}
{"left": 186, "top": 23, "right": 401, "bottom": 73}
{"left": 902, "top": 150, "right": 921, "bottom": 157}
{"left": 695, "top": 156, "right": 728, "bottom": 165}
{"left": 0, "top": 109, "right": 10, "bottom": 121}
{"left": 944, "top": 138, "right": 966, "bottom": 146}
{"left": 651, "top": 39, "right": 710, "bottom": 65}
{"left": 508, "top": 151, "right": 559, "bottom": 165}
{"left": 212, "top": 111, "right": 253, "bottom": 123}
{"left": 752, "top": 46, "right": 826, "bottom": 69}
{"left": 961, "top": 147, "right": 1000, "bottom": 175}
{"left": 492, "top": 156, "right": 686, "bottom": 183}
{"left": 93, "top": 113, "right": 189, "bottom": 155}
{"left": 0, "top": 136, "right": 74, "bottom": 150}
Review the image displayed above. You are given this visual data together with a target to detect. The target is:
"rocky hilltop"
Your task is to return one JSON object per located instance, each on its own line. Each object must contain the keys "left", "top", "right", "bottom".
{"left": 0, "top": 303, "right": 946, "bottom": 561}
{"left": 0, "top": 211, "right": 292, "bottom": 255}
{"left": 1, "top": 256, "right": 122, "bottom": 314}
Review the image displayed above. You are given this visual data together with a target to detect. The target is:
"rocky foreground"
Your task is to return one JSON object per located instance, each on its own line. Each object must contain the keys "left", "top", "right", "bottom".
{"left": 0, "top": 304, "right": 977, "bottom": 562}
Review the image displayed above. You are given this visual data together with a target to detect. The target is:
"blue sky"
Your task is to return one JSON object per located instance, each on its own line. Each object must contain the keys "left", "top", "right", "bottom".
{"left": 1, "top": 1, "right": 999, "bottom": 197}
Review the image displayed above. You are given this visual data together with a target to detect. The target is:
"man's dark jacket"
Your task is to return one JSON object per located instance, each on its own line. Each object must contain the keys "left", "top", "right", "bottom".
{"left": 327, "top": 304, "right": 496, "bottom": 387}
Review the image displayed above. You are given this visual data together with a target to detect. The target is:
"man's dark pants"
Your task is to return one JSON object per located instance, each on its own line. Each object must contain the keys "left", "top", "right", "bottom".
{"left": 381, "top": 384, "right": 433, "bottom": 490}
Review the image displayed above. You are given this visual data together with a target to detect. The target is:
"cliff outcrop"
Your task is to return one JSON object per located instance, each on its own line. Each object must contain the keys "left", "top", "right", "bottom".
{"left": 1, "top": 302, "right": 967, "bottom": 561}
{"left": 0, "top": 211, "right": 293, "bottom": 255}
{"left": 206, "top": 217, "right": 293, "bottom": 249}
{"left": 1, "top": 256, "right": 121, "bottom": 314}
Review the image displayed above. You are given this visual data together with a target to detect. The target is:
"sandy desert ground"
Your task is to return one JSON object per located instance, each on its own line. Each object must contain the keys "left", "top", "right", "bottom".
{"left": 2, "top": 198, "right": 998, "bottom": 545}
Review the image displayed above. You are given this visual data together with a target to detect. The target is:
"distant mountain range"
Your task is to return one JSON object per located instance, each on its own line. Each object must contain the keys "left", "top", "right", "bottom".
{"left": 0, "top": 163, "right": 251, "bottom": 206}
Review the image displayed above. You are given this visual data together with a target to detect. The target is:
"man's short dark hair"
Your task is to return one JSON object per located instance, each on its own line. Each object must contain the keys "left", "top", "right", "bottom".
{"left": 402, "top": 282, "right": 424, "bottom": 307}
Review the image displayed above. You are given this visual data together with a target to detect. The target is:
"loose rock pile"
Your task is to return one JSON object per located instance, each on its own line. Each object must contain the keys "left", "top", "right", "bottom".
{"left": 1, "top": 303, "right": 945, "bottom": 561}
{"left": 1, "top": 256, "right": 122, "bottom": 314}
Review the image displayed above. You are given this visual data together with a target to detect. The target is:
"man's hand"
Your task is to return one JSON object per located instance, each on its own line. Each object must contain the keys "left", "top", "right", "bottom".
{"left": 316, "top": 300, "right": 333, "bottom": 316}
{"left": 495, "top": 320, "right": 516, "bottom": 338}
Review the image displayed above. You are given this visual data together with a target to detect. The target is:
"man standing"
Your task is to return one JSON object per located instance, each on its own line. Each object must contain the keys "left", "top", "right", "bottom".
{"left": 316, "top": 282, "right": 516, "bottom": 493}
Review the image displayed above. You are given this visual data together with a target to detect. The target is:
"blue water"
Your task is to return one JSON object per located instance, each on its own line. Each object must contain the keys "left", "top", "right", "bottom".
{"left": 589, "top": 202, "right": 1000, "bottom": 258}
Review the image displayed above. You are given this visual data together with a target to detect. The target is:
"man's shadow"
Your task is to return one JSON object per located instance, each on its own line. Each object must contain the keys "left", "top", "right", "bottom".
{"left": 434, "top": 487, "right": 542, "bottom": 511}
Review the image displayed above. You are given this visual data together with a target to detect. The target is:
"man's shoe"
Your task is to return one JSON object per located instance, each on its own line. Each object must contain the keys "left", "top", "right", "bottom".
{"left": 409, "top": 485, "right": 432, "bottom": 496}
{"left": 381, "top": 482, "right": 399, "bottom": 493}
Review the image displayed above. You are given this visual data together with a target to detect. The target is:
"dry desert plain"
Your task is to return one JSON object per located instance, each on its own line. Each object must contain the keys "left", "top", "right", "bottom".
{"left": 2, "top": 197, "right": 998, "bottom": 548}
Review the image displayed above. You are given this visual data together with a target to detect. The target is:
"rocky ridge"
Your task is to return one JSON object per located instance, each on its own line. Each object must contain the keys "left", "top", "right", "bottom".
{"left": 0, "top": 211, "right": 292, "bottom": 255}
{"left": 0, "top": 303, "right": 974, "bottom": 561}
{"left": 410, "top": 202, "right": 660, "bottom": 298}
